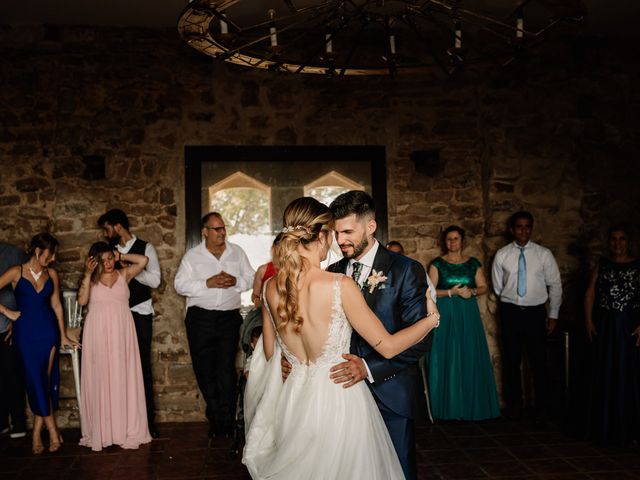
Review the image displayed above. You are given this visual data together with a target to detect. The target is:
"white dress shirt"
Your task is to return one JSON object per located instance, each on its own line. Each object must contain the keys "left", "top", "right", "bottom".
{"left": 174, "top": 240, "right": 255, "bottom": 311}
{"left": 492, "top": 240, "right": 563, "bottom": 318}
{"left": 346, "top": 241, "right": 380, "bottom": 286}
{"left": 117, "top": 235, "right": 161, "bottom": 315}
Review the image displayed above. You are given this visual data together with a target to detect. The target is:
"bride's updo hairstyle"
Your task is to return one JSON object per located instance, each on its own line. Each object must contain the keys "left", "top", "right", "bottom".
{"left": 276, "top": 197, "right": 333, "bottom": 332}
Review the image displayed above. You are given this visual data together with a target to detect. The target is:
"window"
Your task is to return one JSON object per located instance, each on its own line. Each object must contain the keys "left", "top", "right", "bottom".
{"left": 185, "top": 146, "right": 388, "bottom": 306}
{"left": 208, "top": 173, "right": 273, "bottom": 306}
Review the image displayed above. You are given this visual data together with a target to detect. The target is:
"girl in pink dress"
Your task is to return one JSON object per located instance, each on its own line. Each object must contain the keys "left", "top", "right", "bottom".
{"left": 78, "top": 241, "right": 151, "bottom": 451}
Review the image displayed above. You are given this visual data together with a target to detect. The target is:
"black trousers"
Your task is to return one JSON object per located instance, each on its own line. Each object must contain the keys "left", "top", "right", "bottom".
{"left": 132, "top": 312, "right": 155, "bottom": 428}
{"left": 500, "top": 302, "right": 548, "bottom": 412}
{"left": 0, "top": 330, "right": 26, "bottom": 431}
{"left": 185, "top": 307, "right": 241, "bottom": 431}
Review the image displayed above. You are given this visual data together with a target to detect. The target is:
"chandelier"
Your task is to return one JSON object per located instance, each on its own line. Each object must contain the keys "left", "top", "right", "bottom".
{"left": 178, "top": 0, "right": 585, "bottom": 76}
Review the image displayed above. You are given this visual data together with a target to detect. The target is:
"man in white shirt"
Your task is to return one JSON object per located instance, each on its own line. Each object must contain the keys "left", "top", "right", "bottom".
{"left": 174, "top": 212, "right": 254, "bottom": 438}
{"left": 99, "top": 209, "right": 162, "bottom": 438}
{"left": 492, "top": 211, "right": 562, "bottom": 421}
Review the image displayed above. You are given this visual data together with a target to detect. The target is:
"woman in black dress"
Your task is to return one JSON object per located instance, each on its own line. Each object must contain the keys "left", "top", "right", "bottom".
{"left": 585, "top": 226, "right": 640, "bottom": 445}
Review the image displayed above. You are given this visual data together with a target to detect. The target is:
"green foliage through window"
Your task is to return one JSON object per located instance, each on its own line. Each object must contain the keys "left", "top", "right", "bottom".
{"left": 210, "top": 188, "right": 270, "bottom": 235}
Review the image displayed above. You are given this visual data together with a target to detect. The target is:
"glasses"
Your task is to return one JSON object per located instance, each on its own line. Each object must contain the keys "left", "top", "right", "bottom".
{"left": 204, "top": 225, "right": 226, "bottom": 232}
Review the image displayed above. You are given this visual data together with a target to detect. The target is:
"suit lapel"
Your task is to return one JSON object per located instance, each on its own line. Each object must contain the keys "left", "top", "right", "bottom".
{"left": 363, "top": 245, "right": 393, "bottom": 310}
{"left": 328, "top": 257, "right": 349, "bottom": 274}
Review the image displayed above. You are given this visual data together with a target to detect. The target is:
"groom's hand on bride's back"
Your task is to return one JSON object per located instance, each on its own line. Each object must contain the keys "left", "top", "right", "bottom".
{"left": 281, "top": 354, "right": 292, "bottom": 381}
{"left": 330, "top": 354, "right": 367, "bottom": 388}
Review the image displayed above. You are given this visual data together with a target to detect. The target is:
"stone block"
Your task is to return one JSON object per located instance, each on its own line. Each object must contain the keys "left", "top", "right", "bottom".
{"left": 430, "top": 205, "right": 448, "bottom": 216}
{"left": 489, "top": 198, "right": 520, "bottom": 212}
{"left": 0, "top": 195, "right": 20, "bottom": 206}
{"left": 18, "top": 206, "right": 49, "bottom": 220}
{"left": 15, "top": 177, "right": 50, "bottom": 192}
{"left": 415, "top": 224, "right": 442, "bottom": 237}
{"left": 160, "top": 188, "right": 174, "bottom": 205}
{"left": 450, "top": 205, "right": 482, "bottom": 220}
{"left": 159, "top": 350, "right": 191, "bottom": 363}
{"left": 158, "top": 215, "right": 176, "bottom": 229}
{"left": 491, "top": 181, "right": 514, "bottom": 193}
{"left": 54, "top": 219, "right": 75, "bottom": 232}
{"left": 152, "top": 362, "right": 167, "bottom": 384}
{"left": 389, "top": 226, "right": 417, "bottom": 238}
{"left": 57, "top": 249, "right": 82, "bottom": 263}
{"left": 490, "top": 156, "right": 521, "bottom": 180}
{"left": 168, "top": 364, "right": 196, "bottom": 383}
{"left": 417, "top": 237, "right": 438, "bottom": 251}
{"left": 53, "top": 158, "right": 86, "bottom": 179}
{"left": 455, "top": 189, "right": 481, "bottom": 203}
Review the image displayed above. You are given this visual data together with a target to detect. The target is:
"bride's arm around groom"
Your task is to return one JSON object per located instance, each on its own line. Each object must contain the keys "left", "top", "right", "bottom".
{"left": 341, "top": 276, "right": 439, "bottom": 360}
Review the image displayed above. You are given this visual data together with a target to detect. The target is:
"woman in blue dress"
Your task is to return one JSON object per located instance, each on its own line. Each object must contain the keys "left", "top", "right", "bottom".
{"left": 0, "top": 233, "right": 75, "bottom": 454}
{"left": 426, "top": 225, "right": 500, "bottom": 421}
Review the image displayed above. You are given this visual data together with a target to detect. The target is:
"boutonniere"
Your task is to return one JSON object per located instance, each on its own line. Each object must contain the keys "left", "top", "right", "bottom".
{"left": 364, "top": 270, "right": 388, "bottom": 294}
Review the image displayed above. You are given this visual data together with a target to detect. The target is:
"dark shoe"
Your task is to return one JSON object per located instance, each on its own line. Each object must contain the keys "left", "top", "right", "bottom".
{"left": 149, "top": 426, "right": 160, "bottom": 439}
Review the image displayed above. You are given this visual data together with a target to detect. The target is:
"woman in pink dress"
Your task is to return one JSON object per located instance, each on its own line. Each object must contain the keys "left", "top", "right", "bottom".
{"left": 77, "top": 241, "right": 152, "bottom": 451}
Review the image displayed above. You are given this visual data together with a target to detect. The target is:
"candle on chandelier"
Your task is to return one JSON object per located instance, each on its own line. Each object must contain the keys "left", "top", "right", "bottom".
{"left": 268, "top": 9, "right": 278, "bottom": 47}
{"left": 516, "top": 10, "right": 524, "bottom": 39}
{"left": 389, "top": 33, "right": 396, "bottom": 55}
{"left": 455, "top": 21, "right": 462, "bottom": 49}
{"left": 220, "top": 12, "right": 228, "bottom": 35}
{"left": 325, "top": 33, "right": 333, "bottom": 54}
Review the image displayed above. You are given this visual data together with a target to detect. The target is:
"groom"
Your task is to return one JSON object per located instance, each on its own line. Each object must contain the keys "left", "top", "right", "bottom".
{"left": 328, "top": 190, "right": 433, "bottom": 480}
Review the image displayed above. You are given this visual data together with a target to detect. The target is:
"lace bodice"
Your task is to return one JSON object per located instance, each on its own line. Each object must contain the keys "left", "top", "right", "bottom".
{"left": 267, "top": 274, "right": 352, "bottom": 370}
{"left": 596, "top": 258, "right": 640, "bottom": 312}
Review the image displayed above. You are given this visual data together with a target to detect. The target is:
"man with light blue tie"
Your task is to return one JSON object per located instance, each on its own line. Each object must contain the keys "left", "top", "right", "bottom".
{"left": 492, "top": 211, "right": 562, "bottom": 421}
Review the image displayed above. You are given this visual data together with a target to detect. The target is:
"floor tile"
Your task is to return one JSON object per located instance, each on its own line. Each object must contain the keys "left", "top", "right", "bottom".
{"left": 0, "top": 420, "right": 637, "bottom": 480}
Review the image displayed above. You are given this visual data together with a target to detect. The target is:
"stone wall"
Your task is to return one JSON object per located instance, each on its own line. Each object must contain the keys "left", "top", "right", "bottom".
{"left": 1, "top": 25, "right": 638, "bottom": 425}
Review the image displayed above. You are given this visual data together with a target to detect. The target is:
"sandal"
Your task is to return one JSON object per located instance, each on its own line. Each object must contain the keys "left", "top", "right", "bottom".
{"left": 49, "top": 432, "right": 63, "bottom": 453}
{"left": 32, "top": 437, "right": 45, "bottom": 455}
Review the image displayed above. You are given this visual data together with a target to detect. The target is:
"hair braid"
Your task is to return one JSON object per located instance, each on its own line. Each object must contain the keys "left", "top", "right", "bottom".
{"left": 274, "top": 198, "right": 333, "bottom": 332}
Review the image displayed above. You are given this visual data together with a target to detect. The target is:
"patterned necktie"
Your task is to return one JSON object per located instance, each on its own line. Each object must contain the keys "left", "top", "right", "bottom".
{"left": 517, "top": 246, "right": 527, "bottom": 297}
{"left": 351, "top": 261, "right": 363, "bottom": 286}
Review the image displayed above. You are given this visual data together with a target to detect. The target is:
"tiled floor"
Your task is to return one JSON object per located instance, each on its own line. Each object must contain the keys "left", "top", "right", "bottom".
{"left": 0, "top": 419, "right": 638, "bottom": 479}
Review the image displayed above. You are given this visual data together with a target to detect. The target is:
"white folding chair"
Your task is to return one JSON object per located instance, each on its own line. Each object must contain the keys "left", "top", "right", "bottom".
{"left": 61, "top": 289, "right": 83, "bottom": 426}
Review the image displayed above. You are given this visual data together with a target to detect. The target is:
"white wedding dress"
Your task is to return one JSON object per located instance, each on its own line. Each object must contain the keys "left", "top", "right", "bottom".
{"left": 243, "top": 276, "right": 404, "bottom": 480}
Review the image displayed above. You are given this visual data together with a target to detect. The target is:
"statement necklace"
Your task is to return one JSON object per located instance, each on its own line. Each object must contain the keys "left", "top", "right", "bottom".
{"left": 29, "top": 266, "right": 43, "bottom": 282}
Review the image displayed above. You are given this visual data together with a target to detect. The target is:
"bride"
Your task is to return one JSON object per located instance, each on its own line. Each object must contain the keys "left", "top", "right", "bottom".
{"left": 243, "top": 197, "right": 439, "bottom": 480}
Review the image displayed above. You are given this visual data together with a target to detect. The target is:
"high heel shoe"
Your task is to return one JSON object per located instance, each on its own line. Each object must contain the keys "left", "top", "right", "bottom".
{"left": 49, "top": 432, "right": 63, "bottom": 453}
{"left": 32, "top": 437, "right": 45, "bottom": 455}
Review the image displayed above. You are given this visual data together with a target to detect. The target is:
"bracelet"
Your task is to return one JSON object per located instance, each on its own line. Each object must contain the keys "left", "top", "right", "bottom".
{"left": 447, "top": 289, "right": 452, "bottom": 298}
{"left": 426, "top": 311, "right": 441, "bottom": 328}
{"left": 472, "top": 288, "right": 477, "bottom": 296}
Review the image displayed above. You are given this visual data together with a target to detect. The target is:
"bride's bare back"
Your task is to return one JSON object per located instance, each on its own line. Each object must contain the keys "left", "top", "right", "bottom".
{"left": 262, "top": 266, "right": 437, "bottom": 365}
{"left": 263, "top": 268, "right": 338, "bottom": 365}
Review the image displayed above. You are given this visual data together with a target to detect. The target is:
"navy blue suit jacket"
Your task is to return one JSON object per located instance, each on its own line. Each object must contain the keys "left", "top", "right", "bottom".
{"left": 328, "top": 245, "right": 431, "bottom": 419}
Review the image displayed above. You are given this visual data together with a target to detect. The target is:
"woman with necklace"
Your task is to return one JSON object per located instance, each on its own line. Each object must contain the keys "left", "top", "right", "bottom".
{"left": 585, "top": 226, "right": 640, "bottom": 445}
{"left": 0, "top": 233, "right": 76, "bottom": 454}
{"left": 77, "top": 241, "right": 151, "bottom": 451}
{"left": 425, "top": 225, "right": 500, "bottom": 421}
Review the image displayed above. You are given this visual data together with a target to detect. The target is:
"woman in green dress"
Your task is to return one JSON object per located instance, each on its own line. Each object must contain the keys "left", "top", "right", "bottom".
{"left": 426, "top": 225, "right": 500, "bottom": 420}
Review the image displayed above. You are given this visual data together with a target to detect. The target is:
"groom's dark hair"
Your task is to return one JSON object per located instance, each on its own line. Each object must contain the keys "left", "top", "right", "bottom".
{"left": 329, "top": 190, "right": 376, "bottom": 221}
